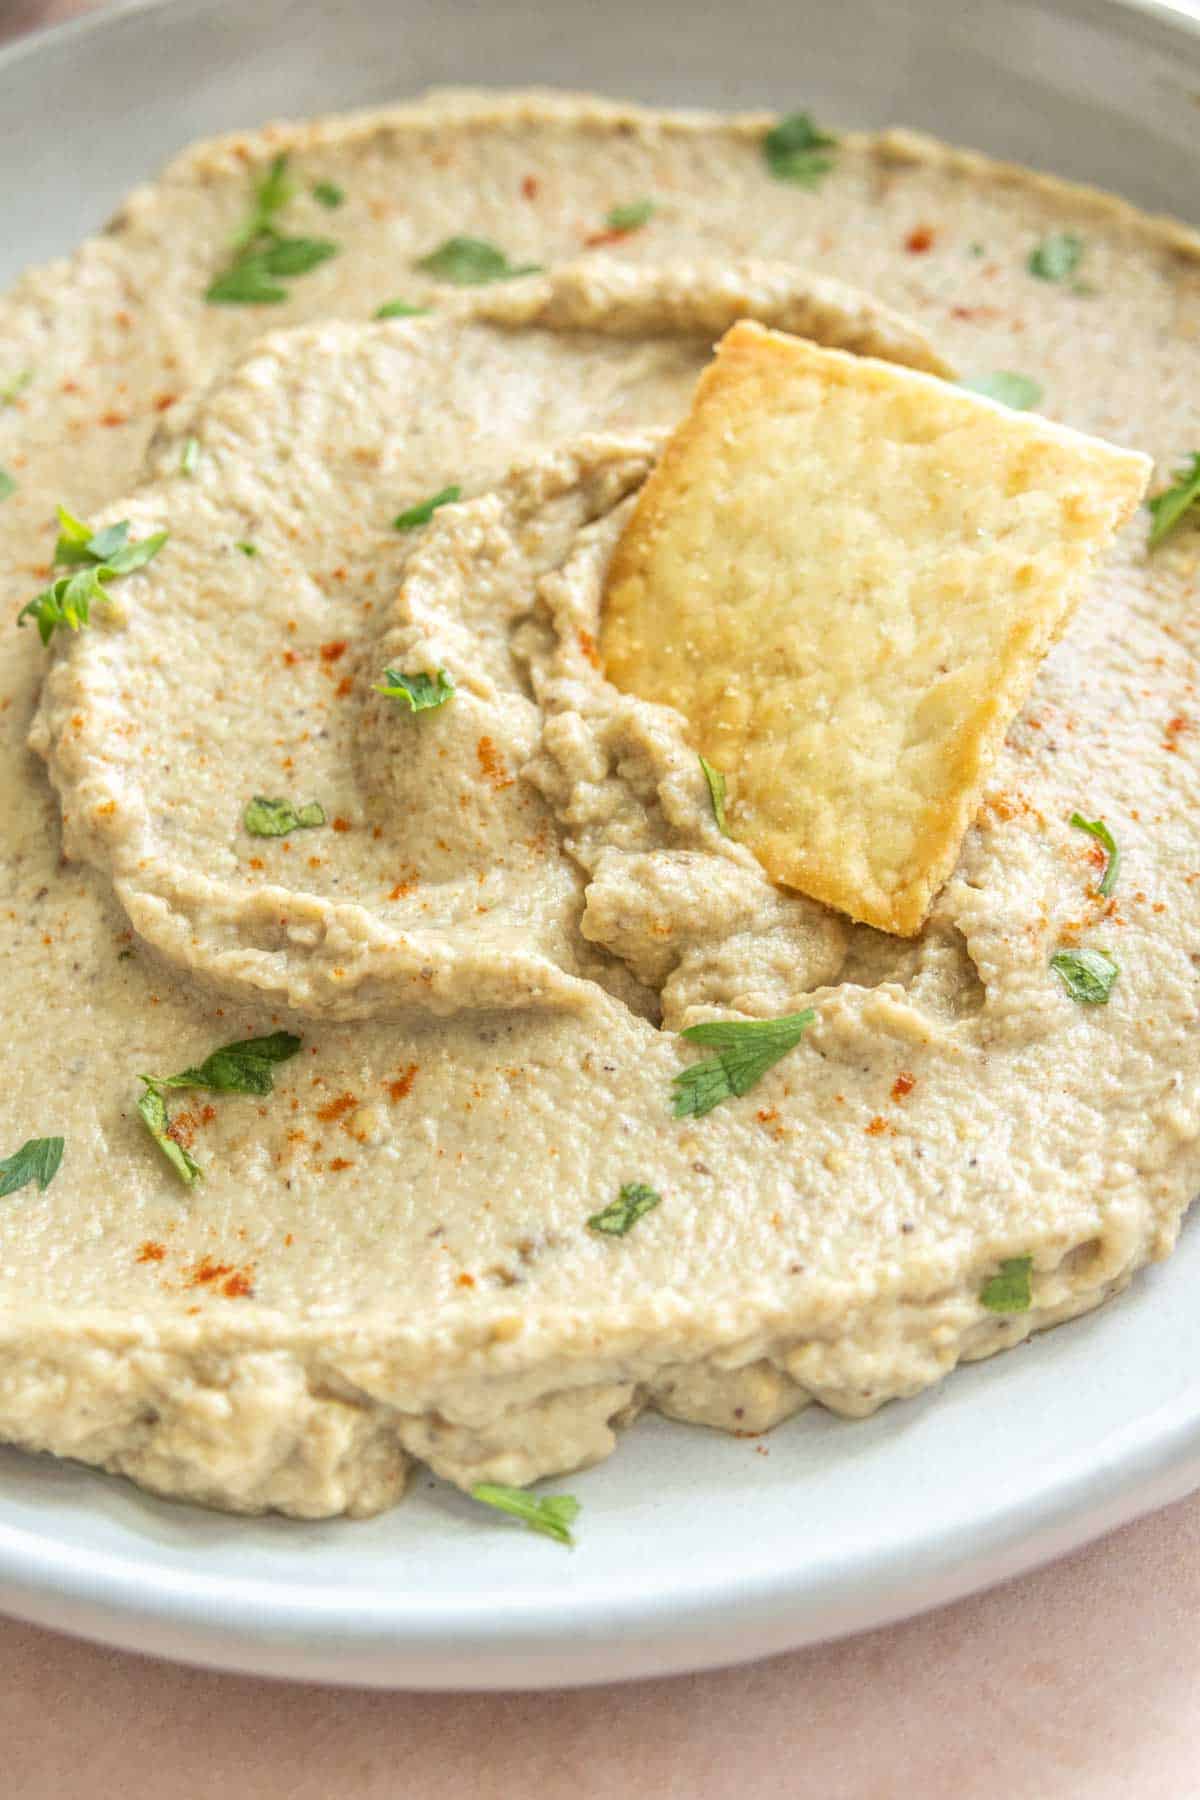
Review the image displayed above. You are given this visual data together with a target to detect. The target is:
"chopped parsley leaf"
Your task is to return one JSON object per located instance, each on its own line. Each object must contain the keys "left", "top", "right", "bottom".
{"left": 137, "top": 1086, "right": 202, "bottom": 1186}
{"left": 0, "top": 1136, "right": 64, "bottom": 1200}
{"left": 672, "top": 1009, "right": 815, "bottom": 1118}
{"left": 375, "top": 299, "right": 430, "bottom": 319}
{"left": 243, "top": 795, "right": 326, "bottom": 837}
{"left": 1147, "top": 453, "right": 1200, "bottom": 549}
{"left": 180, "top": 436, "right": 199, "bottom": 476}
{"left": 959, "top": 372, "right": 1042, "bottom": 411}
{"left": 374, "top": 667, "right": 456, "bottom": 712}
{"left": 698, "top": 754, "right": 729, "bottom": 836}
{"left": 471, "top": 1482, "right": 580, "bottom": 1546}
{"left": 206, "top": 153, "right": 338, "bottom": 304}
{"left": 1069, "top": 811, "right": 1119, "bottom": 897}
{"left": 394, "top": 485, "right": 461, "bottom": 530}
{"left": 587, "top": 1182, "right": 662, "bottom": 1236}
{"left": 415, "top": 236, "right": 541, "bottom": 285}
{"left": 0, "top": 370, "right": 31, "bottom": 406}
{"left": 1027, "top": 232, "right": 1084, "bottom": 282}
{"left": 763, "top": 112, "right": 837, "bottom": 186}
{"left": 605, "top": 198, "right": 655, "bottom": 232}
{"left": 236, "top": 541, "right": 258, "bottom": 557}
{"left": 0, "top": 467, "right": 14, "bottom": 502}
{"left": 17, "top": 507, "right": 167, "bottom": 645}
{"left": 980, "top": 1256, "right": 1032, "bottom": 1313}
{"left": 312, "top": 180, "right": 344, "bottom": 208}
{"left": 1050, "top": 947, "right": 1119, "bottom": 1004}
{"left": 142, "top": 1030, "right": 302, "bottom": 1097}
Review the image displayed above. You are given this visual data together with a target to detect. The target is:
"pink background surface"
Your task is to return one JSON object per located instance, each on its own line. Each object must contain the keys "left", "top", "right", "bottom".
{"left": 3, "top": 3, "right": 1198, "bottom": 1793}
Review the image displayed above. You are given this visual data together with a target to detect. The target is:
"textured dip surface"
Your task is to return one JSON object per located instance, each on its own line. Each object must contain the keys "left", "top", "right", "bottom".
{"left": 1, "top": 91, "right": 1198, "bottom": 1518}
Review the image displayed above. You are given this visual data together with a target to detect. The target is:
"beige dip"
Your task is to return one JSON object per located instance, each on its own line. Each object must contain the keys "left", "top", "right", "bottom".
{"left": 0, "top": 91, "right": 1197, "bottom": 1518}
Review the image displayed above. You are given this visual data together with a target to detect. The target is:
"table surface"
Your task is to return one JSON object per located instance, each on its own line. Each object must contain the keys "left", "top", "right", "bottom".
{"left": 4, "top": 2, "right": 1199, "bottom": 1794}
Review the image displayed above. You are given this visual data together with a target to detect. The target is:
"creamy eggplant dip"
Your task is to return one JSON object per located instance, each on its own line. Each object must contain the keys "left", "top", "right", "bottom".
{"left": 0, "top": 91, "right": 1196, "bottom": 1523}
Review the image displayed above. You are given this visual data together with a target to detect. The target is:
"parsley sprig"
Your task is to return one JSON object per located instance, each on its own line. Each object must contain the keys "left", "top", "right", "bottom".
{"left": 206, "top": 153, "right": 338, "bottom": 304}
{"left": 1147, "top": 453, "right": 1200, "bottom": 549}
{"left": 243, "top": 795, "right": 326, "bottom": 837}
{"left": 672, "top": 1010, "right": 815, "bottom": 1117}
{"left": 18, "top": 505, "right": 167, "bottom": 645}
{"left": 763, "top": 112, "right": 837, "bottom": 186}
{"left": 605, "top": 198, "right": 655, "bottom": 232}
{"left": 0, "top": 1136, "right": 64, "bottom": 1200}
{"left": 698, "top": 754, "right": 729, "bottom": 836}
{"left": 1069, "top": 812, "right": 1119, "bottom": 897}
{"left": 471, "top": 1482, "right": 580, "bottom": 1546}
{"left": 374, "top": 667, "right": 456, "bottom": 712}
{"left": 394, "top": 485, "right": 461, "bottom": 530}
{"left": 980, "top": 1256, "right": 1032, "bottom": 1313}
{"left": 1050, "top": 947, "right": 1119, "bottom": 1004}
{"left": 414, "top": 236, "right": 541, "bottom": 285}
{"left": 137, "top": 1031, "right": 302, "bottom": 1184}
{"left": 1027, "top": 232, "right": 1084, "bottom": 282}
{"left": 587, "top": 1182, "right": 662, "bottom": 1236}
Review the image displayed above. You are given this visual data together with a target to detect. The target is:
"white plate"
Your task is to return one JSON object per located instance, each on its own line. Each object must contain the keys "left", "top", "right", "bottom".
{"left": 2, "top": 0, "right": 1200, "bottom": 1690}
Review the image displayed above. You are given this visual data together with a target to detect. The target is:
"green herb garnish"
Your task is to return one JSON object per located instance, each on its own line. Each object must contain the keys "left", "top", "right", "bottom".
{"left": 137, "top": 1086, "right": 202, "bottom": 1186}
{"left": 374, "top": 667, "right": 456, "bottom": 712}
{"left": 180, "top": 436, "right": 199, "bottom": 476}
{"left": 1027, "top": 232, "right": 1084, "bottom": 282}
{"left": 0, "top": 370, "right": 31, "bottom": 406}
{"left": 143, "top": 1030, "right": 302, "bottom": 1097}
{"left": 980, "top": 1255, "right": 1032, "bottom": 1313}
{"left": 243, "top": 795, "right": 326, "bottom": 838}
{"left": 0, "top": 467, "right": 14, "bottom": 502}
{"left": 959, "top": 372, "right": 1043, "bottom": 411}
{"left": 471, "top": 1482, "right": 580, "bottom": 1547}
{"left": 414, "top": 236, "right": 541, "bottom": 285}
{"left": 236, "top": 541, "right": 258, "bottom": 557}
{"left": 1147, "top": 453, "right": 1200, "bottom": 549}
{"left": 0, "top": 1136, "right": 64, "bottom": 1199}
{"left": 375, "top": 299, "right": 429, "bottom": 319}
{"left": 18, "top": 506, "right": 167, "bottom": 645}
{"left": 605, "top": 198, "right": 655, "bottom": 232}
{"left": 312, "top": 180, "right": 344, "bottom": 208}
{"left": 1069, "top": 812, "right": 1119, "bottom": 897}
{"left": 1050, "top": 947, "right": 1119, "bottom": 1004}
{"left": 394, "top": 485, "right": 461, "bottom": 530}
{"left": 763, "top": 112, "right": 837, "bottom": 186}
{"left": 672, "top": 1009, "right": 815, "bottom": 1118}
{"left": 587, "top": 1182, "right": 662, "bottom": 1237}
{"left": 206, "top": 153, "right": 338, "bottom": 304}
{"left": 698, "top": 754, "right": 729, "bottom": 836}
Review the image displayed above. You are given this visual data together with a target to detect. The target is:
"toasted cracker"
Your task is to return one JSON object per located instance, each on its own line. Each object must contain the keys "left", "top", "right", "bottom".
{"left": 600, "top": 321, "right": 1150, "bottom": 934}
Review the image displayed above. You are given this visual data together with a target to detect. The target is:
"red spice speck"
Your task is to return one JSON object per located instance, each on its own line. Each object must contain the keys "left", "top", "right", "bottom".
{"left": 385, "top": 1064, "right": 418, "bottom": 1103}
{"left": 521, "top": 174, "right": 540, "bottom": 200}
{"left": 328, "top": 1157, "right": 354, "bottom": 1172}
{"left": 891, "top": 1072, "right": 916, "bottom": 1101}
{"left": 577, "top": 628, "right": 601, "bottom": 669}
{"left": 137, "top": 1241, "right": 166, "bottom": 1264}
{"left": 320, "top": 640, "right": 347, "bottom": 663}
{"left": 457, "top": 1272, "right": 476, "bottom": 1288}
{"left": 223, "top": 1271, "right": 253, "bottom": 1298}
{"left": 905, "top": 225, "right": 935, "bottom": 253}
{"left": 331, "top": 816, "right": 352, "bottom": 832}
{"left": 865, "top": 1116, "right": 889, "bottom": 1136}
{"left": 476, "top": 735, "right": 514, "bottom": 790}
{"left": 316, "top": 1092, "right": 358, "bottom": 1124}
{"left": 99, "top": 411, "right": 127, "bottom": 428}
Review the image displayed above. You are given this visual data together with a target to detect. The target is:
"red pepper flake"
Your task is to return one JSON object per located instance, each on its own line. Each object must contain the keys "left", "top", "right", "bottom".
{"left": 335, "top": 674, "right": 353, "bottom": 698}
{"left": 331, "top": 816, "right": 352, "bottom": 832}
{"left": 320, "top": 639, "right": 347, "bottom": 663}
{"left": 190, "top": 1257, "right": 233, "bottom": 1286}
{"left": 1165, "top": 714, "right": 1190, "bottom": 751}
{"left": 328, "top": 1157, "right": 354, "bottom": 1172}
{"left": 388, "top": 878, "right": 417, "bottom": 900}
{"left": 891, "top": 1072, "right": 916, "bottom": 1101}
{"left": 456, "top": 1272, "right": 476, "bottom": 1288}
{"left": 577, "top": 628, "right": 601, "bottom": 669}
{"left": 476, "top": 735, "right": 514, "bottom": 790}
{"left": 521, "top": 174, "right": 540, "bottom": 200}
{"left": 905, "top": 225, "right": 935, "bottom": 253}
{"left": 385, "top": 1064, "right": 418, "bottom": 1102}
{"left": 137, "top": 1241, "right": 166, "bottom": 1264}
{"left": 223, "top": 1272, "right": 253, "bottom": 1298}
{"left": 99, "top": 411, "right": 128, "bottom": 428}
{"left": 154, "top": 393, "right": 178, "bottom": 412}
{"left": 248, "top": 856, "right": 264, "bottom": 870}
{"left": 316, "top": 1092, "right": 358, "bottom": 1125}
{"left": 865, "top": 1116, "right": 889, "bottom": 1136}
{"left": 282, "top": 649, "right": 300, "bottom": 666}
